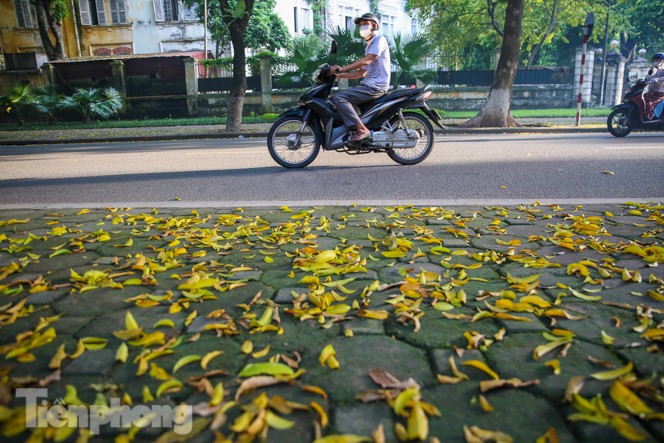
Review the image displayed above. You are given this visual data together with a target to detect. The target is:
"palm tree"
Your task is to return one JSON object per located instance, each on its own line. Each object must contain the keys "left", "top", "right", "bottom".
{"left": 0, "top": 84, "right": 34, "bottom": 126}
{"left": 33, "top": 85, "right": 64, "bottom": 124}
{"left": 389, "top": 33, "right": 436, "bottom": 88}
{"left": 327, "top": 26, "right": 365, "bottom": 67}
{"left": 276, "top": 35, "right": 326, "bottom": 87}
{"left": 59, "top": 87, "right": 124, "bottom": 123}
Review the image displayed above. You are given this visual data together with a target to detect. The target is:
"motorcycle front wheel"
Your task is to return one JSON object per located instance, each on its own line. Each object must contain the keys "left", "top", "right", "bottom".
{"left": 607, "top": 108, "right": 636, "bottom": 137}
{"left": 267, "top": 117, "right": 321, "bottom": 168}
{"left": 386, "top": 112, "right": 435, "bottom": 165}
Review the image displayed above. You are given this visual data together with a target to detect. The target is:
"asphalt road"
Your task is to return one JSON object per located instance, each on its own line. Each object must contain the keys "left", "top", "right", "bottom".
{"left": 0, "top": 133, "right": 662, "bottom": 206}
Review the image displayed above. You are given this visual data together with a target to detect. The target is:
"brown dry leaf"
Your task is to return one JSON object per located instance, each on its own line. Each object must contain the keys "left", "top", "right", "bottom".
{"left": 479, "top": 378, "right": 540, "bottom": 393}
{"left": 234, "top": 376, "right": 284, "bottom": 401}
{"left": 464, "top": 425, "right": 513, "bottom": 443}
{"left": 368, "top": 369, "right": 419, "bottom": 390}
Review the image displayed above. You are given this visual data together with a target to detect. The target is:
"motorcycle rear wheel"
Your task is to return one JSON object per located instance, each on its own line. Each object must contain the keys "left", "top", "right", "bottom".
{"left": 386, "top": 112, "right": 435, "bottom": 165}
{"left": 267, "top": 117, "right": 321, "bottom": 168}
{"left": 607, "top": 108, "right": 636, "bottom": 137}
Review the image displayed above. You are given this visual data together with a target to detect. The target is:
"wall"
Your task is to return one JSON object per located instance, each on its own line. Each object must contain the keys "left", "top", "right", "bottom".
{"left": 196, "top": 84, "right": 575, "bottom": 116}
{"left": 131, "top": 0, "right": 205, "bottom": 54}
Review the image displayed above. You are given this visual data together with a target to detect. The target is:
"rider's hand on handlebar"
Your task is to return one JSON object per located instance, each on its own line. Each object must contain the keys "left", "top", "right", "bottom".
{"left": 330, "top": 65, "right": 342, "bottom": 76}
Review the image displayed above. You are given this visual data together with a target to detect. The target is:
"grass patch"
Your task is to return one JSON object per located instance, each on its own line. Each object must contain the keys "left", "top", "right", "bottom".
{"left": 437, "top": 108, "right": 611, "bottom": 119}
{"left": 0, "top": 108, "right": 610, "bottom": 131}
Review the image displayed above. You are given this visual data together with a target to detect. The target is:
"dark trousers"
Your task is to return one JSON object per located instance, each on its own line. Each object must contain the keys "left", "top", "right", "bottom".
{"left": 330, "top": 84, "right": 386, "bottom": 128}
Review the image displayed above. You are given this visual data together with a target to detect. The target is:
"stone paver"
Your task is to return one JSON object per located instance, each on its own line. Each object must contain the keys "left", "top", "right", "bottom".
{"left": 0, "top": 203, "right": 661, "bottom": 442}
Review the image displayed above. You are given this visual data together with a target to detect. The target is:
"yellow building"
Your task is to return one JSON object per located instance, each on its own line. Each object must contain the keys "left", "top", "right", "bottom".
{"left": 1, "top": 0, "right": 208, "bottom": 68}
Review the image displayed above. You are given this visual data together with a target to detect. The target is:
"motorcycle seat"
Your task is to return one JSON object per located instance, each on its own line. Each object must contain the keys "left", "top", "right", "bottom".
{"left": 358, "top": 88, "right": 424, "bottom": 113}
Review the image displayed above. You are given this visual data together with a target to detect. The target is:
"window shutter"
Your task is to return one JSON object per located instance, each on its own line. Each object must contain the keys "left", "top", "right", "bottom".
{"left": 110, "top": 0, "right": 127, "bottom": 24}
{"left": 163, "top": 0, "right": 177, "bottom": 22}
{"left": 95, "top": 0, "right": 107, "bottom": 24}
{"left": 78, "top": 0, "right": 92, "bottom": 25}
{"left": 153, "top": 0, "right": 165, "bottom": 21}
{"left": 14, "top": 0, "right": 34, "bottom": 28}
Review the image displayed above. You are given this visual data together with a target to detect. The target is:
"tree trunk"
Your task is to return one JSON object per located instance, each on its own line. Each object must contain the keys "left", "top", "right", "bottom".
{"left": 219, "top": 0, "right": 254, "bottom": 133}
{"left": 226, "top": 24, "right": 247, "bottom": 132}
{"left": 34, "top": 0, "right": 66, "bottom": 60}
{"left": 464, "top": 0, "right": 524, "bottom": 127}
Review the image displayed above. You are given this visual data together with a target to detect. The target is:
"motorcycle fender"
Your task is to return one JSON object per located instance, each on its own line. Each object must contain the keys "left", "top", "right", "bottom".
{"left": 611, "top": 103, "right": 636, "bottom": 113}
{"left": 278, "top": 107, "right": 325, "bottom": 148}
{"left": 420, "top": 106, "right": 446, "bottom": 130}
{"left": 278, "top": 107, "right": 308, "bottom": 119}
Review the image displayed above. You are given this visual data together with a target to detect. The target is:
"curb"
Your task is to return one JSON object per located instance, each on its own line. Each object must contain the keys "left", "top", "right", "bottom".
{"left": 0, "top": 126, "right": 610, "bottom": 146}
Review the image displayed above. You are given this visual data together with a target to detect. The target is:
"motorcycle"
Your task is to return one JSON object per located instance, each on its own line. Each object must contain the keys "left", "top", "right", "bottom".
{"left": 607, "top": 77, "right": 664, "bottom": 137}
{"left": 267, "top": 42, "right": 445, "bottom": 168}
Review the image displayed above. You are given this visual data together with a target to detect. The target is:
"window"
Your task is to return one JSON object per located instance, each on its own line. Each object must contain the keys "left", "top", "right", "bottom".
{"left": 345, "top": 16, "right": 353, "bottom": 30}
{"left": 381, "top": 15, "right": 395, "bottom": 37}
{"left": 110, "top": 0, "right": 127, "bottom": 24}
{"left": 14, "top": 0, "right": 34, "bottom": 28}
{"left": 153, "top": 0, "right": 194, "bottom": 22}
{"left": 411, "top": 18, "right": 417, "bottom": 36}
{"left": 301, "top": 7, "right": 312, "bottom": 32}
{"left": 79, "top": 0, "right": 127, "bottom": 25}
{"left": 293, "top": 7, "right": 298, "bottom": 33}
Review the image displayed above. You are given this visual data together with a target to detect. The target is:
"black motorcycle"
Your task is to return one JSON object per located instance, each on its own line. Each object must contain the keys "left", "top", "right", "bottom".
{"left": 267, "top": 43, "right": 445, "bottom": 168}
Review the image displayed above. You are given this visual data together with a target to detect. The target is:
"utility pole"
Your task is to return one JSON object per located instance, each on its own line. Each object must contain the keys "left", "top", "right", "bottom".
{"left": 204, "top": 0, "right": 208, "bottom": 59}
{"left": 576, "top": 13, "right": 594, "bottom": 126}
{"left": 599, "top": 9, "right": 610, "bottom": 105}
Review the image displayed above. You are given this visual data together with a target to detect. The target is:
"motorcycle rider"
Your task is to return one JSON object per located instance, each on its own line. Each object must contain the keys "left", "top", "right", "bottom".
{"left": 644, "top": 52, "right": 664, "bottom": 120}
{"left": 329, "top": 13, "right": 391, "bottom": 143}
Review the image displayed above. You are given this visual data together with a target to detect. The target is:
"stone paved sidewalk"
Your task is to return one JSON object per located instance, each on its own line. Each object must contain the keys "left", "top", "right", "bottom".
{"left": 0, "top": 203, "right": 662, "bottom": 442}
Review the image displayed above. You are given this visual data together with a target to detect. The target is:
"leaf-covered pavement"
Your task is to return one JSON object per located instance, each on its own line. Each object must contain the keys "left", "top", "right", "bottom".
{"left": 0, "top": 203, "right": 662, "bottom": 443}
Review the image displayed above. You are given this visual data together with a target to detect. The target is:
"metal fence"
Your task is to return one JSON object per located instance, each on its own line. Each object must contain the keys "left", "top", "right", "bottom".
{"left": 197, "top": 67, "right": 573, "bottom": 92}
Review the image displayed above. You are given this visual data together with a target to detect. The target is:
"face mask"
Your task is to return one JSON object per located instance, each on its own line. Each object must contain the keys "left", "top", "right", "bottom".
{"left": 359, "top": 25, "right": 372, "bottom": 38}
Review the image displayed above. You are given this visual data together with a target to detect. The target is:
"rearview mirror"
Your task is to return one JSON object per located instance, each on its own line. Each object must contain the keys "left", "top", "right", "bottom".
{"left": 330, "top": 40, "right": 338, "bottom": 54}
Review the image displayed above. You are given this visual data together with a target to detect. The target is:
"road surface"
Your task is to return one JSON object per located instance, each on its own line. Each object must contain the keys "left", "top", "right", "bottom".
{"left": 0, "top": 132, "right": 662, "bottom": 207}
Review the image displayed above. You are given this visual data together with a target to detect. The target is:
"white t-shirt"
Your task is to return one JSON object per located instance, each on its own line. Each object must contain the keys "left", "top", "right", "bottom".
{"left": 361, "top": 35, "right": 391, "bottom": 91}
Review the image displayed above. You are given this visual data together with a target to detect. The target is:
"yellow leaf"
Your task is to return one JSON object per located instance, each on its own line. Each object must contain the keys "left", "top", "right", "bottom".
{"left": 609, "top": 381, "right": 652, "bottom": 416}
{"left": 407, "top": 401, "right": 428, "bottom": 441}
{"left": 310, "top": 401, "right": 329, "bottom": 428}
{"left": 156, "top": 379, "right": 183, "bottom": 397}
{"left": 153, "top": 319, "right": 175, "bottom": 328}
{"left": 125, "top": 310, "right": 139, "bottom": 330}
{"left": 142, "top": 386, "right": 154, "bottom": 403}
{"left": 479, "top": 394, "right": 494, "bottom": 412}
{"left": 63, "top": 384, "right": 85, "bottom": 406}
{"left": 357, "top": 309, "right": 389, "bottom": 320}
{"left": 601, "top": 330, "right": 615, "bottom": 345}
{"left": 381, "top": 250, "right": 407, "bottom": 258}
{"left": 252, "top": 345, "right": 271, "bottom": 359}
{"left": 184, "top": 310, "right": 197, "bottom": 327}
{"left": 201, "top": 350, "right": 223, "bottom": 370}
{"left": 610, "top": 415, "right": 646, "bottom": 441}
{"left": 319, "top": 344, "right": 340, "bottom": 369}
{"left": 49, "top": 344, "right": 67, "bottom": 369}
{"left": 462, "top": 360, "right": 499, "bottom": 380}
{"left": 81, "top": 337, "right": 108, "bottom": 350}
{"left": 591, "top": 362, "right": 633, "bottom": 380}
{"left": 115, "top": 342, "right": 129, "bottom": 363}
{"left": 241, "top": 340, "right": 254, "bottom": 354}
{"left": 545, "top": 359, "right": 561, "bottom": 375}
{"left": 209, "top": 382, "right": 224, "bottom": 407}
{"left": 173, "top": 354, "right": 202, "bottom": 373}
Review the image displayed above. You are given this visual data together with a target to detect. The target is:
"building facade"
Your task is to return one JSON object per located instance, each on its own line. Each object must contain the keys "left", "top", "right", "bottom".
{"left": 274, "top": 0, "right": 417, "bottom": 40}
{"left": 0, "top": 0, "right": 416, "bottom": 69}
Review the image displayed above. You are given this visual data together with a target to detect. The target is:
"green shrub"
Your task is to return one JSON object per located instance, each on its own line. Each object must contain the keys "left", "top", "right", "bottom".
{"left": 59, "top": 87, "right": 124, "bottom": 123}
